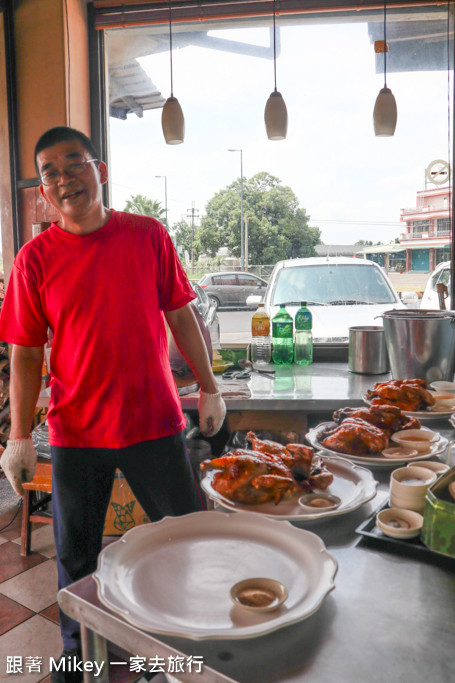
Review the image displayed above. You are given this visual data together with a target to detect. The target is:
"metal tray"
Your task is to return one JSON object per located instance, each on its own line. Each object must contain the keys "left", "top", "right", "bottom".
{"left": 355, "top": 500, "right": 455, "bottom": 568}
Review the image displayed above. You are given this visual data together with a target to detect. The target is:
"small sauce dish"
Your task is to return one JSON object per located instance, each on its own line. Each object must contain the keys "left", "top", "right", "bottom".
{"left": 428, "top": 392, "right": 455, "bottom": 411}
{"left": 298, "top": 492, "right": 342, "bottom": 512}
{"left": 430, "top": 381, "right": 455, "bottom": 393}
{"left": 406, "top": 460, "right": 449, "bottom": 475}
{"left": 391, "top": 428, "right": 439, "bottom": 452}
{"left": 230, "top": 578, "right": 288, "bottom": 613}
{"left": 382, "top": 446, "right": 419, "bottom": 459}
{"left": 376, "top": 507, "right": 423, "bottom": 539}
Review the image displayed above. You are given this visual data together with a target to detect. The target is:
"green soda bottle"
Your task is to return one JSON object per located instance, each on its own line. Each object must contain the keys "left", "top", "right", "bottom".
{"left": 272, "top": 304, "right": 294, "bottom": 364}
{"left": 294, "top": 302, "right": 313, "bottom": 365}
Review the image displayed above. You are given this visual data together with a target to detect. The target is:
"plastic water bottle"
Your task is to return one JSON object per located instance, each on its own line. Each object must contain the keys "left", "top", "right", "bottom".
{"left": 272, "top": 305, "right": 294, "bottom": 364}
{"left": 294, "top": 302, "right": 313, "bottom": 365}
{"left": 251, "top": 303, "right": 271, "bottom": 365}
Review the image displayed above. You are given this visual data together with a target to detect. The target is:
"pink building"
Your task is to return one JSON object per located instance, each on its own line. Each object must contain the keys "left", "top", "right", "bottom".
{"left": 399, "top": 185, "right": 451, "bottom": 272}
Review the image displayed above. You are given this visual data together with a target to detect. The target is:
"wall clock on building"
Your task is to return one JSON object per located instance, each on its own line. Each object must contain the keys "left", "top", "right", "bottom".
{"left": 426, "top": 159, "right": 451, "bottom": 185}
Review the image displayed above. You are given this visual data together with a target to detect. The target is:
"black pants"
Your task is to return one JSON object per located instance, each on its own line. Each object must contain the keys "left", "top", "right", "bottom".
{"left": 51, "top": 431, "right": 205, "bottom": 649}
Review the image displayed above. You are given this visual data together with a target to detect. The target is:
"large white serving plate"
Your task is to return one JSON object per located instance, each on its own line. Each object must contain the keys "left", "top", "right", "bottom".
{"left": 93, "top": 511, "right": 337, "bottom": 641}
{"left": 306, "top": 422, "right": 448, "bottom": 467}
{"left": 201, "top": 455, "right": 377, "bottom": 520}
{"left": 362, "top": 395, "right": 455, "bottom": 421}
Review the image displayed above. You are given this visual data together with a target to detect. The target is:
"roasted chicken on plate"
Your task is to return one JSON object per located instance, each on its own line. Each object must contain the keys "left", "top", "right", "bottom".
{"left": 332, "top": 404, "right": 421, "bottom": 436}
{"left": 318, "top": 403, "right": 423, "bottom": 456}
{"left": 200, "top": 432, "right": 333, "bottom": 505}
{"left": 320, "top": 418, "right": 389, "bottom": 455}
{"left": 365, "top": 379, "right": 435, "bottom": 412}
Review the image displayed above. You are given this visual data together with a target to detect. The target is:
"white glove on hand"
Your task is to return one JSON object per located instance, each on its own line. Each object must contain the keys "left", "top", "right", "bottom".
{"left": 198, "top": 391, "right": 227, "bottom": 437}
{"left": 0, "top": 437, "right": 37, "bottom": 497}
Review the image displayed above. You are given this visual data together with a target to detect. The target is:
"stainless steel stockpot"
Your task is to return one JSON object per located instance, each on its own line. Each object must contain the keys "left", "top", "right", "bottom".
{"left": 381, "top": 309, "right": 455, "bottom": 382}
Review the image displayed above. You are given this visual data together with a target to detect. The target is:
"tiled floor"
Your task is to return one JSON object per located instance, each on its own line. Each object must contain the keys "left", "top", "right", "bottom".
{"left": 0, "top": 492, "right": 59, "bottom": 683}
{"left": 0, "top": 489, "right": 159, "bottom": 683}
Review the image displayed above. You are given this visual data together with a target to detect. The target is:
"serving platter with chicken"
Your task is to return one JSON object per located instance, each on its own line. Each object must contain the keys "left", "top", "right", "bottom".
{"left": 199, "top": 431, "right": 377, "bottom": 520}
{"left": 306, "top": 403, "right": 448, "bottom": 467}
{"left": 364, "top": 378, "right": 455, "bottom": 419}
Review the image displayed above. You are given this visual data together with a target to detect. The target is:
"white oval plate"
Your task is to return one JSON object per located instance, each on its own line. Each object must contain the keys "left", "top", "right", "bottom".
{"left": 93, "top": 511, "right": 337, "bottom": 640}
{"left": 362, "top": 395, "right": 455, "bottom": 421}
{"left": 201, "top": 455, "right": 377, "bottom": 520}
{"left": 306, "top": 422, "right": 448, "bottom": 466}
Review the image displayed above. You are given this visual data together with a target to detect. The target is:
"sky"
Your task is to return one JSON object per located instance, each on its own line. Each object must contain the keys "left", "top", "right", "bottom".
{"left": 107, "top": 18, "right": 452, "bottom": 247}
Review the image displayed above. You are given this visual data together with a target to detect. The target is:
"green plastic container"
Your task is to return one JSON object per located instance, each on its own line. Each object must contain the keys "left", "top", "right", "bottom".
{"left": 217, "top": 347, "right": 248, "bottom": 367}
{"left": 421, "top": 467, "right": 455, "bottom": 559}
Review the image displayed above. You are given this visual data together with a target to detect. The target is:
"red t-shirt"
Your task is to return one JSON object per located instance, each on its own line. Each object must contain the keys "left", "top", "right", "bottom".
{"left": 0, "top": 210, "right": 196, "bottom": 447}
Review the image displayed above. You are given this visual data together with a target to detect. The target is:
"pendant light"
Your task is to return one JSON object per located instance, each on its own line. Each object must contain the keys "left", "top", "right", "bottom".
{"left": 161, "top": 1, "right": 185, "bottom": 144}
{"left": 373, "top": 0, "right": 397, "bottom": 136}
{"left": 264, "top": 0, "right": 288, "bottom": 140}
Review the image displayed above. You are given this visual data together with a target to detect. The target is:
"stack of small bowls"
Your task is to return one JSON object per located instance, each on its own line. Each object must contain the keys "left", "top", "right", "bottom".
{"left": 389, "top": 466, "right": 437, "bottom": 514}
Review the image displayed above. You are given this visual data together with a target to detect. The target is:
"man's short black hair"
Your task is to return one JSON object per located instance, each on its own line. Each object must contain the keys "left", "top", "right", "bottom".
{"left": 34, "top": 126, "right": 100, "bottom": 175}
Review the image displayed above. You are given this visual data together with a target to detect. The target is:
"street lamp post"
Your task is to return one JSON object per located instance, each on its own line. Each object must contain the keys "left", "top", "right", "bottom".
{"left": 227, "top": 148, "right": 244, "bottom": 271}
{"left": 155, "top": 175, "right": 168, "bottom": 230}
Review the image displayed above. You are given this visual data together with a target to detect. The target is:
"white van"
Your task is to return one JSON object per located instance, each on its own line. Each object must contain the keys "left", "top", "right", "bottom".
{"left": 420, "top": 261, "right": 451, "bottom": 309}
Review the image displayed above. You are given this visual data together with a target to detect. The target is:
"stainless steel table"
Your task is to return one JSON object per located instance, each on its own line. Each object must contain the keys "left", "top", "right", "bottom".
{"left": 59, "top": 423, "right": 455, "bottom": 683}
{"left": 180, "top": 362, "right": 392, "bottom": 412}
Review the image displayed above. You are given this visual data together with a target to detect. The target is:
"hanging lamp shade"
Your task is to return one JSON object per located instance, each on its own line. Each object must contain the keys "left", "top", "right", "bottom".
{"left": 161, "top": 96, "right": 185, "bottom": 145}
{"left": 373, "top": 86, "right": 397, "bottom": 136}
{"left": 265, "top": 90, "right": 288, "bottom": 140}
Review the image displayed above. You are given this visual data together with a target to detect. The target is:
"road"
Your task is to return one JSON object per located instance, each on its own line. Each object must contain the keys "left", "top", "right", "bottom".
{"left": 218, "top": 309, "right": 251, "bottom": 343}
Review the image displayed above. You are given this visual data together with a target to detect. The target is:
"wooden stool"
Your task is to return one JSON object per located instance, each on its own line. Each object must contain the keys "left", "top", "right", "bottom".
{"left": 21, "top": 459, "right": 52, "bottom": 556}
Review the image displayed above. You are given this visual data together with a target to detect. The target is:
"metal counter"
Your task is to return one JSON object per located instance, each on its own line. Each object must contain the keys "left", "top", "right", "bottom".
{"left": 180, "top": 362, "right": 391, "bottom": 412}
{"left": 58, "top": 422, "right": 455, "bottom": 683}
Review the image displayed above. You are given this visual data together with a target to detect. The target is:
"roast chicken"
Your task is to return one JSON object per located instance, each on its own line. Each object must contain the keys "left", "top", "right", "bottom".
{"left": 332, "top": 404, "right": 421, "bottom": 437}
{"left": 320, "top": 418, "right": 389, "bottom": 455}
{"left": 200, "top": 432, "right": 333, "bottom": 505}
{"left": 365, "top": 379, "right": 435, "bottom": 412}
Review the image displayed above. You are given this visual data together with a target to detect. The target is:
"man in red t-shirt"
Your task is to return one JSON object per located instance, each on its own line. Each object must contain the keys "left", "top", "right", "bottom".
{"left": 0, "top": 126, "right": 226, "bottom": 682}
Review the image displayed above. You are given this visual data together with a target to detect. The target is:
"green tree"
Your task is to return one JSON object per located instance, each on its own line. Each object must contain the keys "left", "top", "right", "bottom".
{"left": 123, "top": 194, "right": 166, "bottom": 225}
{"left": 173, "top": 219, "right": 202, "bottom": 263}
{"left": 199, "top": 172, "right": 321, "bottom": 264}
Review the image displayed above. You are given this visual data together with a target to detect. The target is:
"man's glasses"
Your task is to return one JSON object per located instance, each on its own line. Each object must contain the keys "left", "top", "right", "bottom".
{"left": 40, "top": 159, "right": 99, "bottom": 186}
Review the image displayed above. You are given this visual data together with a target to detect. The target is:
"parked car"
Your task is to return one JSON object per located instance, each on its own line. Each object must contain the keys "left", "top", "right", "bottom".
{"left": 198, "top": 271, "right": 268, "bottom": 310}
{"left": 168, "top": 282, "right": 220, "bottom": 376}
{"left": 247, "top": 257, "right": 405, "bottom": 343}
{"left": 420, "top": 261, "right": 451, "bottom": 309}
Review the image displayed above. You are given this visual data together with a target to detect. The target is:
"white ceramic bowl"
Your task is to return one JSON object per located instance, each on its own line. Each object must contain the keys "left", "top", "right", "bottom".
{"left": 382, "top": 446, "right": 419, "bottom": 459}
{"left": 391, "top": 428, "right": 439, "bottom": 452}
{"left": 389, "top": 466, "right": 437, "bottom": 513}
{"left": 429, "top": 390, "right": 455, "bottom": 400}
{"left": 376, "top": 507, "right": 423, "bottom": 539}
{"left": 406, "top": 460, "right": 450, "bottom": 475}
{"left": 430, "top": 381, "right": 455, "bottom": 393}
{"left": 427, "top": 391, "right": 455, "bottom": 411}
{"left": 298, "top": 492, "right": 341, "bottom": 512}
{"left": 230, "top": 578, "right": 288, "bottom": 613}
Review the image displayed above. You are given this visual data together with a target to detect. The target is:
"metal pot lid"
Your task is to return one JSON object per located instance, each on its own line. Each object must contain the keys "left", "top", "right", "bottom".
{"left": 382, "top": 309, "right": 455, "bottom": 319}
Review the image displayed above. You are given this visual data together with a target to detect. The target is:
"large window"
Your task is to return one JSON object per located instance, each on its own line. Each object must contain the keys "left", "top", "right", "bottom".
{"left": 102, "top": 2, "right": 453, "bottom": 308}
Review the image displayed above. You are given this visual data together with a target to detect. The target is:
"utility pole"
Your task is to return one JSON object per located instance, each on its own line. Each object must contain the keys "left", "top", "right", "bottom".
{"left": 228, "top": 148, "right": 245, "bottom": 270}
{"left": 244, "top": 217, "right": 249, "bottom": 270}
{"left": 186, "top": 203, "right": 200, "bottom": 271}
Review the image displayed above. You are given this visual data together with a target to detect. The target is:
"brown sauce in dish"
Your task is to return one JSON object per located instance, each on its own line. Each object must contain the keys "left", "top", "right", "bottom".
{"left": 388, "top": 516, "right": 410, "bottom": 530}
{"left": 401, "top": 436, "right": 430, "bottom": 442}
{"left": 237, "top": 587, "right": 277, "bottom": 607}
{"left": 306, "top": 497, "right": 335, "bottom": 508}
